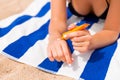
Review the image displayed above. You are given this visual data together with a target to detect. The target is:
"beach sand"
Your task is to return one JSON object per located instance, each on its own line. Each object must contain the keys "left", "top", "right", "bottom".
{"left": 0, "top": 0, "right": 75, "bottom": 80}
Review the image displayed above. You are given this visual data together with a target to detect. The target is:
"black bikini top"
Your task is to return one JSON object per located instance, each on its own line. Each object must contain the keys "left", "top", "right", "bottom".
{"left": 68, "top": 0, "right": 109, "bottom": 19}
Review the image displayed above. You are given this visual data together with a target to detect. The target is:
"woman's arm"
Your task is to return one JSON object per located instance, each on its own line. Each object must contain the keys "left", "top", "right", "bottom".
{"left": 48, "top": 0, "right": 73, "bottom": 64}
{"left": 64, "top": 0, "right": 120, "bottom": 53}
{"left": 89, "top": 0, "right": 120, "bottom": 49}
{"left": 49, "top": 0, "right": 67, "bottom": 38}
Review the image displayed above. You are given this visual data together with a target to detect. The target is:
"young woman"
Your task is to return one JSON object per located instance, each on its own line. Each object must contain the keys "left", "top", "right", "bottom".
{"left": 47, "top": 0, "right": 120, "bottom": 64}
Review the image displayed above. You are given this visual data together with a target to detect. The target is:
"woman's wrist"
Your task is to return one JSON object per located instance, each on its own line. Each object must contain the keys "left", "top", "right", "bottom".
{"left": 48, "top": 32, "right": 62, "bottom": 40}
{"left": 48, "top": 19, "right": 67, "bottom": 41}
{"left": 88, "top": 30, "right": 119, "bottom": 50}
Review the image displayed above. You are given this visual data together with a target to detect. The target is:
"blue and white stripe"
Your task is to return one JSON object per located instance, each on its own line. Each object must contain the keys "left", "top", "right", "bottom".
{"left": 0, "top": 0, "right": 120, "bottom": 80}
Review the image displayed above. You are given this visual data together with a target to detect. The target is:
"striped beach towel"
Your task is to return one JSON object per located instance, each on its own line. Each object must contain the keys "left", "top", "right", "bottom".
{"left": 0, "top": 0, "right": 120, "bottom": 80}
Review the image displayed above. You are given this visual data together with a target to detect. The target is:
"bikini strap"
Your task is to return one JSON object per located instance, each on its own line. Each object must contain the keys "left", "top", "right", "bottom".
{"left": 106, "top": 0, "right": 109, "bottom": 6}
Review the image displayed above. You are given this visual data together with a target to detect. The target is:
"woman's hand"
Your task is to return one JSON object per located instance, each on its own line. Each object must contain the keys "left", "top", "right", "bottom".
{"left": 65, "top": 24, "right": 92, "bottom": 53}
{"left": 47, "top": 36, "right": 73, "bottom": 64}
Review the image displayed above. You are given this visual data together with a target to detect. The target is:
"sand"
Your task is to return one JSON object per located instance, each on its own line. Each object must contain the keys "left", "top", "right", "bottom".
{"left": 0, "top": 0, "right": 75, "bottom": 80}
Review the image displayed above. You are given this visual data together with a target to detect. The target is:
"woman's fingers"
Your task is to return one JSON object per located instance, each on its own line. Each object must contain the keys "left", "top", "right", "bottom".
{"left": 57, "top": 39, "right": 73, "bottom": 64}
{"left": 47, "top": 39, "right": 73, "bottom": 64}
{"left": 60, "top": 40, "right": 73, "bottom": 64}
{"left": 64, "top": 30, "right": 90, "bottom": 40}
{"left": 67, "top": 31, "right": 92, "bottom": 53}
{"left": 73, "top": 46, "right": 90, "bottom": 53}
{"left": 68, "top": 23, "right": 76, "bottom": 30}
{"left": 47, "top": 47, "right": 54, "bottom": 61}
{"left": 71, "top": 35, "right": 92, "bottom": 42}
{"left": 55, "top": 41, "right": 66, "bottom": 62}
{"left": 72, "top": 41, "right": 90, "bottom": 47}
